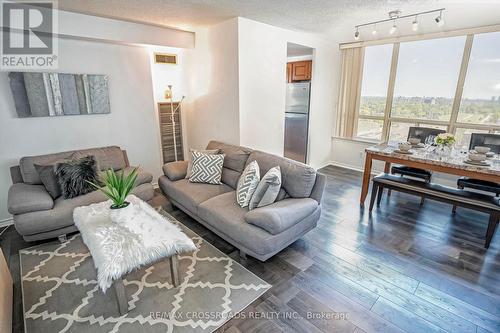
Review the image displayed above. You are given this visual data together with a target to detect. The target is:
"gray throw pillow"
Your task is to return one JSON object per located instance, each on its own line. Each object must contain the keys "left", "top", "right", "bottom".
{"left": 34, "top": 164, "right": 62, "bottom": 199}
{"left": 185, "top": 148, "right": 220, "bottom": 178}
{"left": 55, "top": 155, "right": 100, "bottom": 199}
{"left": 236, "top": 160, "right": 260, "bottom": 208}
{"left": 189, "top": 151, "right": 225, "bottom": 184}
{"left": 249, "top": 166, "right": 281, "bottom": 210}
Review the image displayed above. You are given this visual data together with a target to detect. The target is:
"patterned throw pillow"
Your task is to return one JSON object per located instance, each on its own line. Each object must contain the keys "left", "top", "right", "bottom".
{"left": 185, "top": 148, "right": 220, "bottom": 179}
{"left": 189, "top": 151, "right": 225, "bottom": 184}
{"left": 236, "top": 160, "right": 260, "bottom": 208}
{"left": 249, "top": 166, "right": 281, "bottom": 210}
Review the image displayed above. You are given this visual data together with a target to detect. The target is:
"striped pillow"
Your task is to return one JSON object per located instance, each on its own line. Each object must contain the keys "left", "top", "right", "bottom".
{"left": 189, "top": 152, "right": 225, "bottom": 184}
{"left": 236, "top": 160, "right": 260, "bottom": 208}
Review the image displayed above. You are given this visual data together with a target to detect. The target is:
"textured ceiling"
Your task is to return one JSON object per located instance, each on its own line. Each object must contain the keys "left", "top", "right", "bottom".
{"left": 58, "top": 0, "right": 500, "bottom": 40}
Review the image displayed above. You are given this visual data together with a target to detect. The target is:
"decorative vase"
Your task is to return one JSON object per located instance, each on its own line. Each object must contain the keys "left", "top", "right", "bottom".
{"left": 109, "top": 202, "right": 133, "bottom": 224}
{"left": 436, "top": 145, "right": 452, "bottom": 159}
{"left": 110, "top": 201, "right": 130, "bottom": 210}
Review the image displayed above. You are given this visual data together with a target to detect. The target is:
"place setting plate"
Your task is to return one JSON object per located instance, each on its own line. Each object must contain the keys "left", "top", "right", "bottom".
{"left": 463, "top": 159, "right": 491, "bottom": 167}
{"left": 411, "top": 143, "right": 426, "bottom": 149}
{"left": 393, "top": 149, "right": 414, "bottom": 155}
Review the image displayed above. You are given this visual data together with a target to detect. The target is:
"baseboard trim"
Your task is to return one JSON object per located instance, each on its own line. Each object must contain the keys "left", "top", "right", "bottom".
{"left": 0, "top": 218, "right": 13, "bottom": 228}
{"left": 329, "top": 161, "right": 383, "bottom": 175}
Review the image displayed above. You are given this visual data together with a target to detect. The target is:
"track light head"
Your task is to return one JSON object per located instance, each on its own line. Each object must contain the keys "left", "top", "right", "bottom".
{"left": 435, "top": 11, "right": 444, "bottom": 26}
{"left": 412, "top": 16, "right": 419, "bottom": 31}
{"left": 372, "top": 25, "right": 377, "bottom": 36}
{"left": 389, "top": 21, "right": 398, "bottom": 35}
{"left": 354, "top": 29, "right": 360, "bottom": 40}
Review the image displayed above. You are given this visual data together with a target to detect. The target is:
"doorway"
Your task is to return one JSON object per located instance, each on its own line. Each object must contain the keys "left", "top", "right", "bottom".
{"left": 284, "top": 42, "right": 314, "bottom": 163}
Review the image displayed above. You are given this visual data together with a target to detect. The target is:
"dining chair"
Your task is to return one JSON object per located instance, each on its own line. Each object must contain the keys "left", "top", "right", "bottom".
{"left": 388, "top": 127, "right": 446, "bottom": 205}
{"left": 452, "top": 133, "right": 500, "bottom": 214}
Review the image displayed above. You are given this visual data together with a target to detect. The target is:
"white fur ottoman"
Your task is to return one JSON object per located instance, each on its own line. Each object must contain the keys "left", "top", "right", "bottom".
{"left": 73, "top": 195, "right": 196, "bottom": 314}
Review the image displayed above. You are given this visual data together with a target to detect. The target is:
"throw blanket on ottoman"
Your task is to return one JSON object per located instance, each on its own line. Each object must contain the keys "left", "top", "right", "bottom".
{"left": 73, "top": 195, "right": 196, "bottom": 292}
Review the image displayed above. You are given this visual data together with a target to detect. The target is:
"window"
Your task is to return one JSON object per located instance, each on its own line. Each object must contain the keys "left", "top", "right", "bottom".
{"left": 358, "top": 44, "right": 393, "bottom": 117}
{"left": 458, "top": 31, "right": 500, "bottom": 125}
{"left": 355, "top": 45, "right": 392, "bottom": 140}
{"left": 339, "top": 30, "right": 500, "bottom": 144}
{"left": 392, "top": 37, "right": 465, "bottom": 122}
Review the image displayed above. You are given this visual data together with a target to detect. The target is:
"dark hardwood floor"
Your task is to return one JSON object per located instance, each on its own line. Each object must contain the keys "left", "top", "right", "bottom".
{"left": 1, "top": 165, "right": 499, "bottom": 333}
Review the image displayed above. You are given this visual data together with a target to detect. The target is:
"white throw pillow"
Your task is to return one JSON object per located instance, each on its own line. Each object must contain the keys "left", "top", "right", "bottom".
{"left": 236, "top": 160, "right": 260, "bottom": 208}
{"left": 249, "top": 166, "right": 281, "bottom": 210}
{"left": 189, "top": 151, "right": 225, "bottom": 184}
{"left": 185, "top": 148, "right": 220, "bottom": 178}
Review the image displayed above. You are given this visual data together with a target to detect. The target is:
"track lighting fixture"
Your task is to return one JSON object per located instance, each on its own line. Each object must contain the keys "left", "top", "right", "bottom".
{"left": 353, "top": 8, "right": 445, "bottom": 40}
{"left": 354, "top": 27, "right": 360, "bottom": 40}
{"left": 435, "top": 10, "right": 444, "bottom": 27}
{"left": 389, "top": 20, "right": 398, "bottom": 35}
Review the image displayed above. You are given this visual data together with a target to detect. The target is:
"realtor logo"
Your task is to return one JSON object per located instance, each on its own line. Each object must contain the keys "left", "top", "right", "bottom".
{"left": 1, "top": 0, "right": 58, "bottom": 69}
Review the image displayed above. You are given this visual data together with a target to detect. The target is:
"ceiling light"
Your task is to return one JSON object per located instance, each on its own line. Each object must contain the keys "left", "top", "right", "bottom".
{"left": 372, "top": 24, "right": 377, "bottom": 36}
{"left": 354, "top": 27, "right": 360, "bottom": 40}
{"left": 412, "top": 16, "right": 419, "bottom": 31}
{"left": 389, "top": 20, "right": 398, "bottom": 35}
{"left": 435, "top": 10, "right": 444, "bottom": 27}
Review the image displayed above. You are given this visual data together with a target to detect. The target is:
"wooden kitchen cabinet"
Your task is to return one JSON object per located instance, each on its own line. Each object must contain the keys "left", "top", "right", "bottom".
{"left": 288, "top": 60, "right": 312, "bottom": 82}
{"left": 286, "top": 63, "right": 292, "bottom": 83}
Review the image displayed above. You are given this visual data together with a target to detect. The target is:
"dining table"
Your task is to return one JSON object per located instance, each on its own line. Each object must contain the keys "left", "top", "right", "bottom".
{"left": 360, "top": 143, "right": 500, "bottom": 207}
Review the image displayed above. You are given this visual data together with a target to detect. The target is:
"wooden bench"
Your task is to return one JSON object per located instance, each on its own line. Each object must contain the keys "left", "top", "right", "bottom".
{"left": 369, "top": 173, "right": 499, "bottom": 248}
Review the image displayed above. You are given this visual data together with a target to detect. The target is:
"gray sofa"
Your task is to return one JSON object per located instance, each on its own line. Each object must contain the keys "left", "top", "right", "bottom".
{"left": 159, "top": 141, "right": 325, "bottom": 261}
{"left": 8, "top": 146, "right": 154, "bottom": 242}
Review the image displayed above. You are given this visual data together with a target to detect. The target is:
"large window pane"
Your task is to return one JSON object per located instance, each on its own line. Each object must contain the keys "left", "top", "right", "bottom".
{"left": 458, "top": 31, "right": 500, "bottom": 125}
{"left": 356, "top": 118, "right": 383, "bottom": 141}
{"left": 392, "top": 36, "right": 466, "bottom": 121}
{"left": 454, "top": 128, "right": 489, "bottom": 148}
{"left": 359, "top": 44, "right": 393, "bottom": 117}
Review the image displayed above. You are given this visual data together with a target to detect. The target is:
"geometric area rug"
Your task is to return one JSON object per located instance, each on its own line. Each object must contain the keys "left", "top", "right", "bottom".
{"left": 19, "top": 210, "right": 270, "bottom": 333}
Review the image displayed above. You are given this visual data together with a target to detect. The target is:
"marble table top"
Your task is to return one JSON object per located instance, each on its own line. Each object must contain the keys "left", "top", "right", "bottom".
{"left": 366, "top": 143, "right": 500, "bottom": 176}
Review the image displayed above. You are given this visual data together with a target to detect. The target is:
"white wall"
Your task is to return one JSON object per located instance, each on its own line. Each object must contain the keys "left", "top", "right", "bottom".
{"left": 238, "top": 18, "right": 287, "bottom": 156}
{"left": 0, "top": 10, "right": 198, "bottom": 223}
{"left": 237, "top": 17, "right": 337, "bottom": 168}
{"left": 0, "top": 42, "right": 169, "bottom": 223}
{"left": 184, "top": 19, "right": 240, "bottom": 151}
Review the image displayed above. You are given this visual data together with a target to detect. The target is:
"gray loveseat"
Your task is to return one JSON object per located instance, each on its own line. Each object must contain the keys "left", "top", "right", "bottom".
{"left": 8, "top": 146, "right": 154, "bottom": 242}
{"left": 159, "top": 141, "right": 325, "bottom": 261}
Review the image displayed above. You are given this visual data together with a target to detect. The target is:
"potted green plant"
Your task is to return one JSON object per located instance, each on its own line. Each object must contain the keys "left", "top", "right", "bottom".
{"left": 88, "top": 168, "right": 138, "bottom": 209}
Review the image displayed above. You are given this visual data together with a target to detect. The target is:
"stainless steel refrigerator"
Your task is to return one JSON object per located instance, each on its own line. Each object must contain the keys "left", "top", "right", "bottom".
{"left": 284, "top": 82, "right": 310, "bottom": 163}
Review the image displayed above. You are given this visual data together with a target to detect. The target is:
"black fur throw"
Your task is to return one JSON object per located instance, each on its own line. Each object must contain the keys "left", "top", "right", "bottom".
{"left": 55, "top": 155, "right": 100, "bottom": 199}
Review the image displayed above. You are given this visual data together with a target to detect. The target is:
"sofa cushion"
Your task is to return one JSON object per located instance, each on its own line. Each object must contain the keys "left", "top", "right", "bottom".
{"left": 186, "top": 149, "right": 219, "bottom": 178}
{"left": 198, "top": 191, "right": 319, "bottom": 256}
{"left": 189, "top": 152, "right": 225, "bottom": 184}
{"left": 158, "top": 177, "right": 233, "bottom": 214}
{"left": 20, "top": 146, "right": 126, "bottom": 184}
{"left": 55, "top": 156, "right": 100, "bottom": 199}
{"left": 8, "top": 183, "right": 54, "bottom": 215}
{"left": 163, "top": 161, "right": 189, "bottom": 181}
{"left": 206, "top": 141, "right": 252, "bottom": 189}
{"left": 249, "top": 166, "right": 281, "bottom": 210}
{"left": 246, "top": 151, "right": 316, "bottom": 198}
{"left": 34, "top": 164, "right": 62, "bottom": 199}
{"left": 236, "top": 160, "right": 260, "bottom": 208}
{"left": 245, "top": 198, "right": 318, "bottom": 235}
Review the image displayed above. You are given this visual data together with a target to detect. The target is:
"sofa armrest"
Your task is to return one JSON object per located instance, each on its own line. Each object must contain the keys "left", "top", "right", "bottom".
{"left": 162, "top": 161, "right": 189, "bottom": 181}
{"left": 8, "top": 183, "right": 54, "bottom": 215}
{"left": 245, "top": 198, "right": 318, "bottom": 235}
